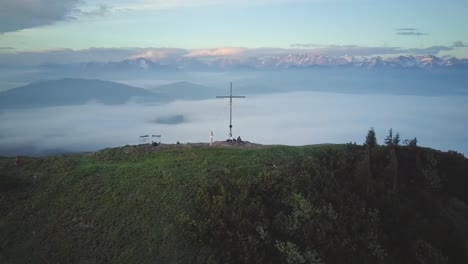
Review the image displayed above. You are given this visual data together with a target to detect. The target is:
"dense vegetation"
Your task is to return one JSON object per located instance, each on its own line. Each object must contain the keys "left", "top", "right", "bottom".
{"left": 1, "top": 139, "right": 468, "bottom": 263}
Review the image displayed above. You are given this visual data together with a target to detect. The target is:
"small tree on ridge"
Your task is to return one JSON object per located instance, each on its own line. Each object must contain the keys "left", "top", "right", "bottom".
{"left": 365, "top": 128, "right": 377, "bottom": 149}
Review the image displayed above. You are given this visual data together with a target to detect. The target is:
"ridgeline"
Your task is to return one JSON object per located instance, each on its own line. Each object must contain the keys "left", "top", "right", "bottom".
{"left": 1, "top": 143, "right": 468, "bottom": 263}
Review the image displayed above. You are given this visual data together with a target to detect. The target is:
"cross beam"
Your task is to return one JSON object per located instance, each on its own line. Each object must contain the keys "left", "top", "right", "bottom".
{"left": 216, "top": 82, "right": 246, "bottom": 138}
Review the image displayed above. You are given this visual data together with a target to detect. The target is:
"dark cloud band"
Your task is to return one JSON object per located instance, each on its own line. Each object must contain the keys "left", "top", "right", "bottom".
{"left": 397, "top": 32, "right": 428, "bottom": 36}
{"left": 453, "top": 41, "right": 468, "bottom": 48}
{"left": 0, "top": 0, "right": 81, "bottom": 33}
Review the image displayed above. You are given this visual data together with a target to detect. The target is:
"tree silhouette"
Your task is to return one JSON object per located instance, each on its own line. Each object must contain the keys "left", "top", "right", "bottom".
{"left": 393, "top": 133, "right": 400, "bottom": 146}
{"left": 384, "top": 129, "right": 393, "bottom": 146}
{"left": 365, "top": 128, "right": 377, "bottom": 149}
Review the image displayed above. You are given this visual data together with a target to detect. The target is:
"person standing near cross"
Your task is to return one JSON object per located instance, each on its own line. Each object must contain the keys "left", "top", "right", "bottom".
{"left": 15, "top": 156, "right": 23, "bottom": 177}
{"left": 216, "top": 82, "right": 246, "bottom": 139}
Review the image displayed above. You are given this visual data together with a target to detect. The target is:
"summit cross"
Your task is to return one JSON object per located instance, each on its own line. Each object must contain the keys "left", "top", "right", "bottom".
{"left": 216, "top": 82, "right": 246, "bottom": 138}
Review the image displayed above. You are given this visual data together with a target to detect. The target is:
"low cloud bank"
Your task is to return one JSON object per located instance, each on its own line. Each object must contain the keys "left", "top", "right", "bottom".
{"left": 1, "top": 92, "right": 467, "bottom": 156}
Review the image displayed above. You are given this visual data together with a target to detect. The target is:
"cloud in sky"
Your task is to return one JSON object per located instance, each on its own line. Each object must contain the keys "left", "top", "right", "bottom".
{"left": 0, "top": 47, "right": 180, "bottom": 66}
{"left": 397, "top": 32, "right": 428, "bottom": 36}
{"left": 0, "top": 1, "right": 133, "bottom": 33}
{"left": 78, "top": 4, "right": 114, "bottom": 17}
{"left": 114, "top": 0, "right": 307, "bottom": 11}
{"left": 76, "top": 3, "right": 133, "bottom": 17}
{"left": 184, "top": 48, "right": 246, "bottom": 58}
{"left": 290, "top": 43, "right": 325, "bottom": 48}
{"left": 0, "top": 1, "right": 465, "bottom": 56}
{"left": 453, "top": 41, "right": 468, "bottom": 48}
{"left": 0, "top": 0, "right": 81, "bottom": 33}
{"left": 394, "top": 28, "right": 428, "bottom": 36}
{"left": 405, "top": 46, "right": 453, "bottom": 55}
{"left": 129, "top": 49, "right": 187, "bottom": 60}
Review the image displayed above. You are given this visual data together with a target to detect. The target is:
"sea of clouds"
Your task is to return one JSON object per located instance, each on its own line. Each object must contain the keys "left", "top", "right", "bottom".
{"left": 1, "top": 91, "right": 467, "bottom": 156}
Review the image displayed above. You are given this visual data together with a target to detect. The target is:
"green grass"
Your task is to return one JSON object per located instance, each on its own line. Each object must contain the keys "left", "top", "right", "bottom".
{"left": 0, "top": 144, "right": 341, "bottom": 263}
{"left": 2, "top": 144, "right": 467, "bottom": 263}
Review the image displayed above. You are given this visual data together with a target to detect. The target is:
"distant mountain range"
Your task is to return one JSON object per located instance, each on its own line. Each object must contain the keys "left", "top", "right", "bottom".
{"left": 0, "top": 79, "right": 216, "bottom": 109}
{"left": 38, "top": 55, "right": 468, "bottom": 72}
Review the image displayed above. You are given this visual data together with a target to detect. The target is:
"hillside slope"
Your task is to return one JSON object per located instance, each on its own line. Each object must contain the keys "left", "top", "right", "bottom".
{"left": 1, "top": 144, "right": 468, "bottom": 263}
{"left": 0, "top": 78, "right": 159, "bottom": 109}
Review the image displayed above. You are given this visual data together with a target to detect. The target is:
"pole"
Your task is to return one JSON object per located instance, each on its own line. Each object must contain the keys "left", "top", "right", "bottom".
{"left": 229, "top": 82, "right": 233, "bottom": 137}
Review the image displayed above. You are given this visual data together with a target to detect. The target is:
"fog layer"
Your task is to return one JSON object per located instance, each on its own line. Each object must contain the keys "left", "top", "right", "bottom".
{"left": 1, "top": 91, "right": 467, "bottom": 156}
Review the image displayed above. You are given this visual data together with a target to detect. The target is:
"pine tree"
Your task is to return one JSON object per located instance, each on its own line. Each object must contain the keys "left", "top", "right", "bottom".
{"left": 384, "top": 129, "right": 393, "bottom": 146}
{"left": 392, "top": 133, "right": 400, "bottom": 146}
{"left": 364, "top": 128, "right": 377, "bottom": 194}
{"left": 390, "top": 148, "right": 399, "bottom": 191}
{"left": 365, "top": 128, "right": 377, "bottom": 149}
{"left": 385, "top": 129, "right": 400, "bottom": 190}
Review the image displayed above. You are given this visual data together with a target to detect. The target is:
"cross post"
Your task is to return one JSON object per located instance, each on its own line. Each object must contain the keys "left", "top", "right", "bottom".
{"left": 216, "top": 82, "right": 246, "bottom": 138}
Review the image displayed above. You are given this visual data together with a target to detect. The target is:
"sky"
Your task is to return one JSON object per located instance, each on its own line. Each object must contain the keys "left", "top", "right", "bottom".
{"left": 1, "top": 1, "right": 468, "bottom": 155}
{"left": 0, "top": 0, "right": 468, "bottom": 58}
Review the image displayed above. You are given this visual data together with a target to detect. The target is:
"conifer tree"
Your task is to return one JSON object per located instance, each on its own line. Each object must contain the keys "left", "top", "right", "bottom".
{"left": 392, "top": 133, "right": 400, "bottom": 146}
{"left": 384, "top": 129, "right": 393, "bottom": 146}
{"left": 365, "top": 128, "right": 377, "bottom": 149}
{"left": 364, "top": 128, "right": 377, "bottom": 194}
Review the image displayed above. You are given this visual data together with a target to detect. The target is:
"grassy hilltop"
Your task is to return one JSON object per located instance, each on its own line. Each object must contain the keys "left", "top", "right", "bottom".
{"left": 1, "top": 143, "right": 468, "bottom": 263}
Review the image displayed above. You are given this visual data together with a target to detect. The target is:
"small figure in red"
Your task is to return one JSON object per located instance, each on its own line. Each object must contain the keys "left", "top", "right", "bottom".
{"left": 15, "top": 156, "right": 23, "bottom": 167}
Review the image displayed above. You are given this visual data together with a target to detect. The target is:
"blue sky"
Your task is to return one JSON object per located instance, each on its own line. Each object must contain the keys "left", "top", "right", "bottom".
{"left": 0, "top": 0, "right": 467, "bottom": 57}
